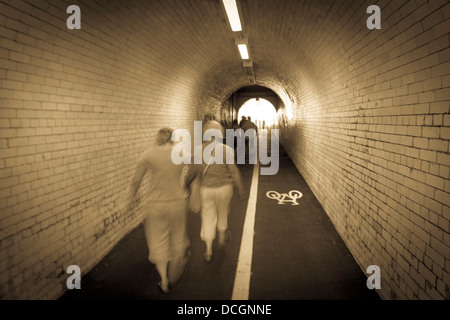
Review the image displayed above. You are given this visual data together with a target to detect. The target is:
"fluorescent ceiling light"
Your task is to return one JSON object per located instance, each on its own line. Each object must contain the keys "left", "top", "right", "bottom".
{"left": 237, "top": 44, "right": 249, "bottom": 60}
{"left": 235, "top": 38, "right": 250, "bottom": 60}
{"left": 222, "top": 0, "right": 242, "bottom": 32}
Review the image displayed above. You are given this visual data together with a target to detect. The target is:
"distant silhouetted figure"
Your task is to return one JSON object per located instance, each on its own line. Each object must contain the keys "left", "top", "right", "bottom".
{"left": 241, "top": 116, "right": 258, "bottom": 133}
{"left": 228, "top": 119, "right": 241, "bottom": 149}
{"left": 239, "top": 116, "right": 248, "bottom": 128}
{"left": 239, "top": 116, "right": 258, "bottom": 161}
{"left": 129, "top": 128, "right": 190, "bottom": 293}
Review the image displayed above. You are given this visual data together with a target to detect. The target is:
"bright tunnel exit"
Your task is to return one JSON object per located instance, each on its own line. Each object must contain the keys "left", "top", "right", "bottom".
{"left": 237, "top": 98, "right": 278, "bottom": 128}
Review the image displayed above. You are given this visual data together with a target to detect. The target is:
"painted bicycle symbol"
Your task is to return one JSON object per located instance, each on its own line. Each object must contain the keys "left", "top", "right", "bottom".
{"left": 266, "top": 190, "right": 303, "bottom": 205}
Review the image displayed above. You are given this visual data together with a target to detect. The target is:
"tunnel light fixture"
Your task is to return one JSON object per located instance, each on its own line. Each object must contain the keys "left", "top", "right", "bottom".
{"left": 238, "top": 44, "right": 249, "bottom": 59}
{"left": 235, "top": 38, "right": 250, "bottom": 60}
{"left": 222, "top": 0, "right": 242, "bottom": 32}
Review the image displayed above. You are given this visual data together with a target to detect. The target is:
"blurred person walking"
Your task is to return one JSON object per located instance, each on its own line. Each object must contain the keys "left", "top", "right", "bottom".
{"left": 129, "top": 128, "right": 191, "bottom": 293}
{"left": 195, "top": 120, "right": 247, "bottom": 262}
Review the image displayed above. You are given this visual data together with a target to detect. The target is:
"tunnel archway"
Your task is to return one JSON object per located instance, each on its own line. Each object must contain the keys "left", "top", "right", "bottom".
{"left": 237, "top": 98, "right": 278, "bottom": 128}
{"left": 232, "top": 85, "right": 282, "bottom": 113}
{"left": 221, "top": 85, "right": 285, "bottom": 126}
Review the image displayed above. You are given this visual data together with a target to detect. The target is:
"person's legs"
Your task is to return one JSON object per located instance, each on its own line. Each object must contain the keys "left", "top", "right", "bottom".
{"left": 167, "top": 199, "right": 191, "bottom": 286}
{"left": 204, "top": 241, "right": 213, "bottom": 261}
{"left": 143, "top": 202, "right": 171, "bottom": 292}
{"left": 216, "top": 184, "right": 234, "bottom": 246}
{"left": 168, "top": 249, "right": 191, "bottom": 288}
{"left": 200, "top": 187, "right": 217, "bottom": 261}
{"left": 155, "top": 262, "right": 169, "bottom": 293}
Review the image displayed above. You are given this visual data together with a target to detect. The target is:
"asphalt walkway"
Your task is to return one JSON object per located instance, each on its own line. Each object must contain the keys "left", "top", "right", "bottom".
{"left": 60, "top": 145, "right": 380, "bottom": 300}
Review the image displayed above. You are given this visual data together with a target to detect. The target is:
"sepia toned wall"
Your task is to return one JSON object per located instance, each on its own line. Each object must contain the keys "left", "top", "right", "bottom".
{"left": 0, "top": 0, "right": 237, "bottom": 299}
{"left": 278, "top": 0, "right": 450, "bottom": 300}
{"left": 0, "top": 0, "right": 448, "bottom": 300}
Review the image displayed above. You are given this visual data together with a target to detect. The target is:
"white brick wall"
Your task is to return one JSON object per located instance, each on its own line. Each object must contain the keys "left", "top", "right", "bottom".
{"left": 0, "top": 0, "right": 242, "bottom": 299}
{"left": 277, "top": 0, "right": 450, "bottom": 300}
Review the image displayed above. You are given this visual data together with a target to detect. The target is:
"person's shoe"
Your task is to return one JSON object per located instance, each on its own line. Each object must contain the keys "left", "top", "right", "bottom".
{"left": 158, "top": 281, "right": 170, "bottom": 294}
{"left": 203, "top": 252, "right": 212, "bottom": 262}
{"left": 218, "top": 229, "right": 231, "bottom": 247}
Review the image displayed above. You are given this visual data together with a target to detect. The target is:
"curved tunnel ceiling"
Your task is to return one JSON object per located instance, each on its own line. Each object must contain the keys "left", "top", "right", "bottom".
{"left": 85, "top": 0, "right": 371, "bottom": 115}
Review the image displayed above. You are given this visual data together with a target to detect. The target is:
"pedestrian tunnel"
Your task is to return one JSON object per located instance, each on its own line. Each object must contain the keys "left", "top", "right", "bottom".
{"left": 0, "top": 0, "right": 449, "bottom": 300}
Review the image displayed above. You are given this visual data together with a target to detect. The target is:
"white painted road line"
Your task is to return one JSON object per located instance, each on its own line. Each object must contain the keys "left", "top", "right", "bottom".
{"left": 232, "top": 163, "right": 259, "bottom": 300}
